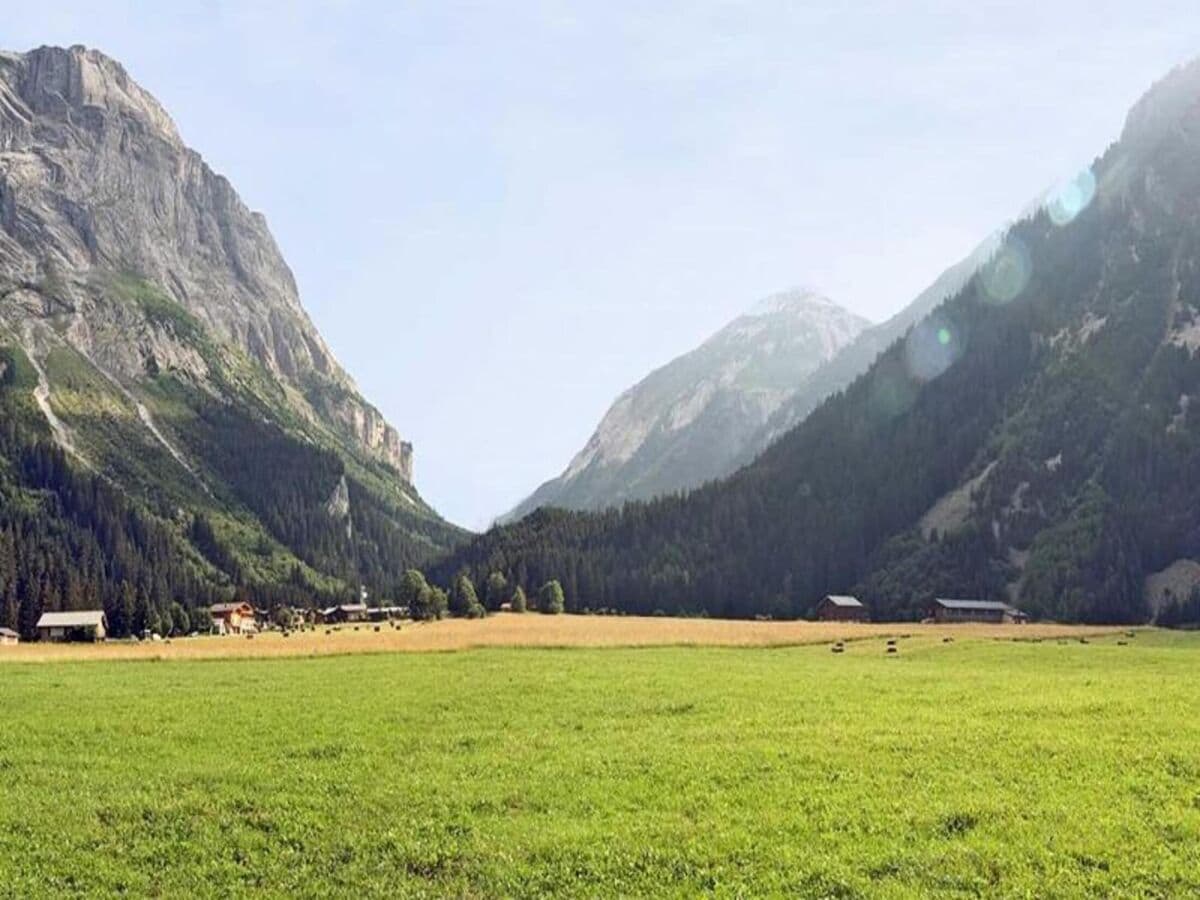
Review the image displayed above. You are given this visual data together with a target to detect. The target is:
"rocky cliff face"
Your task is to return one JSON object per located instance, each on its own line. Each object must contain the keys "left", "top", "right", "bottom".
{"left": 0, "top": 45, "right": 411, "bottom": 477}
{"left": 505, "top": 289, "right": 869, "bottom": 519}
{"left": 0, "top": 45, "right": 459, "bottom": 603}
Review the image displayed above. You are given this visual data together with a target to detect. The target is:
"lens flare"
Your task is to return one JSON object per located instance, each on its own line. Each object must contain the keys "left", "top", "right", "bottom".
{"left": 979, "top": 237, "right": 1032, "bottom": 305}
{"left": 904, "top": 315, "right": 963, "bottom": 383}
{"left": 1047, "top": 168, "right": 1097, "bottom": 227}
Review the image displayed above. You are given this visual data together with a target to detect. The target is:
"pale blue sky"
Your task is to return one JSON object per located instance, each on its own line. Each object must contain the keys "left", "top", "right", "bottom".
{"left": 7, "top": 2, "right": 1199, "bottom": 528}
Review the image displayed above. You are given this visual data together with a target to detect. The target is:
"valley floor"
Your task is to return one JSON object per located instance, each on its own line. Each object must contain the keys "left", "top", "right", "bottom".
{"left": 0, "top": 613, "right": 1122, "bottom": 662}
{"left": 2, "top": 630, "right": 1197, "bottom": 896}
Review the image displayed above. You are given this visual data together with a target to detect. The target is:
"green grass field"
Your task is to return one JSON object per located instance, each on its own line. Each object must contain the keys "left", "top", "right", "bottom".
{"left": 2, "top": 631, "right": 1199, "bottom": 897}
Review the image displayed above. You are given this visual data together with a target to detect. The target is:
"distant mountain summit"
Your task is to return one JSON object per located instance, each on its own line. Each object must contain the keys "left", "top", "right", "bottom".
{"left": 504, "top": 289, "right": 870, "bottom": 519}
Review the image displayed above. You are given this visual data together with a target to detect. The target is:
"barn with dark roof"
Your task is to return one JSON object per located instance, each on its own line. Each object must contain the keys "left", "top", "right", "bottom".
{"left": 815, "top": 595, "right": 869, "bottom": 622}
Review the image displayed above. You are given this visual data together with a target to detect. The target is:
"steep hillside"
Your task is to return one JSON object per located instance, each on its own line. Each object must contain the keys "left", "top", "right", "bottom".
{"left": 505, "top": 290, "right": 868, "bottom": 519}
{"left": 438, "top": 57, "right": 1200, "bottom": 625}
{"left": 0, "top": 46, "right": 464, "bottom": 635}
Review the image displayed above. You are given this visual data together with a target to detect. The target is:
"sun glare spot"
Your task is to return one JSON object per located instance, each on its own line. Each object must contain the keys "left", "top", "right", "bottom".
{"left": 904, "top": 315, "right": 963, "bottom": 383}
{"left": 1048, "top": 167, "right": 1097, "bottom": 227}
{"left": 980, "top": 237, "right": 1032, "bottom": 305}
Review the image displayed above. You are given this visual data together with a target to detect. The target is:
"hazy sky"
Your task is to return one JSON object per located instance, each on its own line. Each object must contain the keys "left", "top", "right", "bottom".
{"left": 7, "top": 2, "right": 1199, "bottom": 528}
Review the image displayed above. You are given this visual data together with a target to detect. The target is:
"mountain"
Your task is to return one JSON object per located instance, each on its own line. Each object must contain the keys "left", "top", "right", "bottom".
{"left": 504, "top": 289, "right": 869, "bottom": 520}
{"left": 743, "top": 233, "right": 1002, "bottom": 460}
{"left": 0, "top": 46, "right": 463, "bottom": 636}
{"left": 438, "top": 56, "right": 1200, "bottom": 625}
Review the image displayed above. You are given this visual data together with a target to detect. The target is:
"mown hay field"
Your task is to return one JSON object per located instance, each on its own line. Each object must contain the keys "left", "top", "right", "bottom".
{"left": 1, "top": 630, "right": 1198, "bottom": 896}
{"left": 0, "top": 612, "right": 1123, "bottom": 662}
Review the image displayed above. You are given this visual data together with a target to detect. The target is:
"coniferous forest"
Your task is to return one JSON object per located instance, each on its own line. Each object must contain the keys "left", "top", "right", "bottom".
{"left": 434, "top": 115, "right": 1200, "bottom": 625}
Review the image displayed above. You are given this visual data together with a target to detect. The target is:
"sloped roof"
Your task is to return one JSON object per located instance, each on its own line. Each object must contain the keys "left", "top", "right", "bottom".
{"left": 0, "top": 627, "right": 18, "bottom": 638}
{"left": 934, "top": 598, "right": 1013, "bottom": 612}
{"left": 210, "top": 602, "right": 253, "bottom": 614}
{"left": 36, "top": 610, "right": 106, "bottom": 628}
{"left": 822, "top": 595, "right": 864, "bottom": 608}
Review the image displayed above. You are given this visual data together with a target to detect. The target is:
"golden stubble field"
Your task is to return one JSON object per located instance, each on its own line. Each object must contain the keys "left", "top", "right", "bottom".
{"left": 0, "top": 612, "right": 1127, "bottom": 662}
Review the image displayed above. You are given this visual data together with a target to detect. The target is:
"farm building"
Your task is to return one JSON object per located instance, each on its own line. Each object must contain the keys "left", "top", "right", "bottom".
{"left": 927, "top": 598, "right": 1029, "bottom": 624}
{"left": 209, "top": 601, "right": 257, "bottom": 635}
{"left": 319, "top": 604, "right": 369, "bottom": 624}
{"left": 369, "top": 606, "right": 408, "bottom": 621}
{"left": 815, "top": 595, "right": 869, "bottom": 622}
{"left": 36, "top": 610, "right": 108, "bottom": 642}
{"left": 0, "top": 626, "right": 19, "bottom": 645}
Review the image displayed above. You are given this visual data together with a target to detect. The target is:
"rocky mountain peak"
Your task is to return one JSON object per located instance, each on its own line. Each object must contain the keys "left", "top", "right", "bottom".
{"left": 747, "top": 287, "right": 840, "bottom": 317}
{"left": 7, "top": 45, "right": 182, "bottom": 146}
{"left": 0, "top": 44, "right": 413, "bottom": 480}
{"left": 1119, "top": 56, "right": 1200, "bottom": 153}
{"left": 503, "top": 289, "right": 869, "bottom": 520}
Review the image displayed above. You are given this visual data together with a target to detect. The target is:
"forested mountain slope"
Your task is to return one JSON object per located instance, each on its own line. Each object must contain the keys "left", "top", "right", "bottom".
{"left": 0, "top": 46, "right": 464, "bottom": 636}
{"left": 438, "top": 57, "right": 1200, "bottom": 624}
{"left": 504, "top": 290, "right": 868, "bottom": 520}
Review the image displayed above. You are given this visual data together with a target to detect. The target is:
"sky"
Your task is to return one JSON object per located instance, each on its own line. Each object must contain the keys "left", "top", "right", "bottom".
{"left": 6, "top": 2, "right": 1200, "bottom": 528}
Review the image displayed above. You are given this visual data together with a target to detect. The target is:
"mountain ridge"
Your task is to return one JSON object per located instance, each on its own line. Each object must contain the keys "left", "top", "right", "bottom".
{"left": 502, "top": 288, "right": 869, "bottom": 521}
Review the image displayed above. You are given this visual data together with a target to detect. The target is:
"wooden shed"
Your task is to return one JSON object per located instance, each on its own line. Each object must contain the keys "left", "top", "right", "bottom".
{"left": 927, "top": 598, "right": 1029, "bottom": 624}
{"left": 319, "top": 603, "right": 369, "bottom": 624}
{"left": 815, "top": 595, "right": 869, "bottom": 622}
{"left": 36, "top": 610, "right": 108, "bottom": 642}
{"left": 0, "top": 626, "right": 19, "bottom": 645}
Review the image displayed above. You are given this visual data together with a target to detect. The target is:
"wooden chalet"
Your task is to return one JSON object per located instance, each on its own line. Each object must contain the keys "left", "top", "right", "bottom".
{"left": 209, "top": 601, "right": 257, "bottom": 635}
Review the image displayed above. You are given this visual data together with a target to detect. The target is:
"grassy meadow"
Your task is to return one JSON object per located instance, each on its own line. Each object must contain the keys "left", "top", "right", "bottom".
{"left": 2, "top": 629, "right": 1199, "bottom": 896}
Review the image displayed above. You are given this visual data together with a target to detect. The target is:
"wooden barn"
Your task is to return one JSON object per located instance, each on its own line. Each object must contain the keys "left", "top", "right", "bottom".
{"left": 319, "top": 603, "right": 369, "bottom": 624}
{"left": 0, "top": 626, "right": 19, "bottom": 645}
{"left": 209, "top": 601, "right": 257, "bottom": 635}
{"left": 815, "top": 595, "right": 869, "bottom": 622}
{"left": 36, "top": 610, "right": 108, "bottom": 642}
{"left": 927, "top": 598, "right": 1029, "bottom": 624}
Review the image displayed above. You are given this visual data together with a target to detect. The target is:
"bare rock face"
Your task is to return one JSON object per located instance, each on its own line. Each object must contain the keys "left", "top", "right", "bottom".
{"left": 0, "top": 45, "right": 412, "bottom": 478}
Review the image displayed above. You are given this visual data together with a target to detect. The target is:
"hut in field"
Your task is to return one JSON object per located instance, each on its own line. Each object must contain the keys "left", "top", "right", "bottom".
{"left": 0, "top": 626, "right": 19, "bottom": 645}
{"left": 35, "top": 610, "right": 108, "bottom": 642}
{"left": 209, "top": 601, "right": 257, "bottom": 635}
{"left": 927, "top": 598, "right": 1029, "bottom": 624}
{"left": 319, "top": 603, "right": 369, "bottom": 624}
{"left": 815, "top": 595, "right": 869, "bottom": 622}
